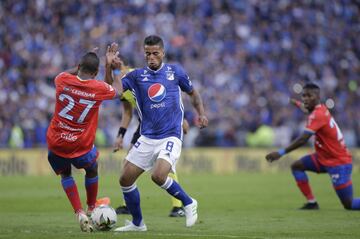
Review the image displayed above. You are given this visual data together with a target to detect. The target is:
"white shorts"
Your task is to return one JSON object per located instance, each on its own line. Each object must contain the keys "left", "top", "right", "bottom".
{"left": 125, "top": 135, "right": 182, "bottom": 172}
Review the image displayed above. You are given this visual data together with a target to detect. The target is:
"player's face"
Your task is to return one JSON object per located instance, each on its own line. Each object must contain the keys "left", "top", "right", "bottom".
{"left": 301, "top": 89, "right": 319, "bottom": 112}
{"left": 144, "top": 45, "right": 164, "bottom": 70}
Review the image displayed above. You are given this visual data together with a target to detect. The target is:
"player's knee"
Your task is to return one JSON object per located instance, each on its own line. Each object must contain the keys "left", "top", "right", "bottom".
{"left": 61, "top": 173, "right": 71, "bottom": 178}
{"left": 291, "top": 160, "right": 303, "bottom": 171}
{"left": 119, "top": 174, "right": 132, "bottom": 187}
{"left": 119, "top": 175, "right": 126, "bottom": 186}
{"left": 85, "top": 162, "right": 98, "bottom": 178}
{"left": 151, "top": 173, "right": 166, "bottom": 186}
{"left": 60, "top": 167, "right": 71, "bottom": 177}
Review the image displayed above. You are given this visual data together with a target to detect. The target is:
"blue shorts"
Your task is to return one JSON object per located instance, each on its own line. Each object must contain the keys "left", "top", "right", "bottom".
{"left": 300, "top": 153, "right": 352, "bottom": 189}
{"left": 48, "top": 146, "right": 99, "bottom": 175}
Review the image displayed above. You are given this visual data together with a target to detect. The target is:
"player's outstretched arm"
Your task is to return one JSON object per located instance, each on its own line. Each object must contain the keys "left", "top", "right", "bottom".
{"left": 187, "top": 89, "right": 208, "bottom": 129}
{"left": 265, "top": 132, "right": 312, "bottom": 162}
{"left": 104, "top": 43, "right": 124, "bottom": 96}
{"left": 105, "top": 43, "right": 119, "bottom": 85}
{"left": 113, "top": 101, "right": 133, "bottom": 152}
{"left": 290, "top": 98, "right": 309, "bottom": 114}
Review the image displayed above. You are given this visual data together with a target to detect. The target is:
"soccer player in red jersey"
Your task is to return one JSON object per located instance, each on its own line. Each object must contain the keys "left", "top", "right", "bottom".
{"left": 46, "top": 48, "right": 123, "bottom": 232}
{"left": 266, "top": 83, "right": 360, "bottom": 210}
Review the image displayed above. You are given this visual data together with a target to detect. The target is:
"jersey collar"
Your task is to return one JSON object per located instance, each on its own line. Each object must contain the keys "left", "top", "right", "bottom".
{"left": 147, "top": 63, "right": 164, "bottom": 73}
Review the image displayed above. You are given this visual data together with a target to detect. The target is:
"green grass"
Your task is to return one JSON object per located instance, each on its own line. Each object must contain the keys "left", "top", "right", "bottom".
{"left": 1, "top": 172, "right": 360, "bottom": 238}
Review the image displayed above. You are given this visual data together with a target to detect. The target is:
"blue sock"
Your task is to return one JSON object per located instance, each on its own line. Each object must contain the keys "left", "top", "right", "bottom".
{"left": 61, "top": 176, "right": 75, "bottom": 189}
{"left": 351, "top": 198, "right": 360, "bottom": 210}
{"left": 122, "top": 184, "right": 143, "bottom": 226}
{"left": 292, "top": 169, "right": 308, "bottom": 181}
{"left": 335, "top": 183, "right": 360, "bottom": 210}
{"left": 161, "top": 177, "right": 192, "bottom": 206}
{"left": 336, "top": 184, "right": 360, "bottom": 210}
{"left": 336, "top": 184, "right": 353, "bottom": 200}
{"left": 85, "top": 176, "right": 98, "bottom": 187}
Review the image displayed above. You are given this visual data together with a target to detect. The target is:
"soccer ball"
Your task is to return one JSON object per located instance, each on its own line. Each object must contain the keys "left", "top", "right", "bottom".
{"left": 90, "top": 205, "right": 117, "bottom": 231}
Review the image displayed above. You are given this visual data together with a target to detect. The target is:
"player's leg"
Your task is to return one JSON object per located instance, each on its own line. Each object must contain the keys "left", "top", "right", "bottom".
{"left": 152, "top": 137, "right": 197, "bottom": 227}
{"left": 152, "top": 159, "right": 193, "bottom": 206}
{"left": 115, "top": 159, "right": 146, "bottom": 232}
{"left": 48, "top": 151, "right": 92, "bottom": 232}
{"left": 152, "top": 159, "right": 197, "bottom": 227}
{"left": 84, "top": 162, "right": 98, "bottom": 214}
{"left": 116, "top": 128, "right": 140, "bottom": 215}
{"left": 328, "top": 164, "right": 360, "bottom": 210}
{"left": 71, "top": 147, "right": 99, "bottom": 215}
{"left": 291, "top": 153, "right": 326, "bottom": 209}
{"left": 48, "top": 151, "right": 83, "bottom": 213}
{"left": 168, "top": 172, "right": 185, "bottom": 217}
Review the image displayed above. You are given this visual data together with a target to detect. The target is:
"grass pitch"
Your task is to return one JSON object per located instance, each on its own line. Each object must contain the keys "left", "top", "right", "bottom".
{"left": 1, "top": 172, "right": 360, "bottom": 239}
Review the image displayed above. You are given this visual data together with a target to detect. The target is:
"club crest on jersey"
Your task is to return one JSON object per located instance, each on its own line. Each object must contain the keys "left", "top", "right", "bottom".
{"left": 166, "top": 71, "right": 174, "bottom": 81}
{"left": 148, "top": 83, "right": 166, "bottom": 102}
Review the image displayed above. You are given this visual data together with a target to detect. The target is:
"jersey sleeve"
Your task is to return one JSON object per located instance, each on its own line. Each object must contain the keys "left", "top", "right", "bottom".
{"left": 121, "top": 90, "right": 136, "bottom": 107}
{"left": 305, "top": 110, "right": 327, "bottom": 134}
{"left": 176, "top": 64, "right": 193, "bottom": 93}
{"left": 121, "top": 70, "right": 136, "bottom": 92}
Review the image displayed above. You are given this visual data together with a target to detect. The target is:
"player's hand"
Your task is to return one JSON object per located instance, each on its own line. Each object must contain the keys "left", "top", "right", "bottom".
{"left": 198, "top": 115, "right": 208, "bottom": 129}
{"left": 113, "top": 136, "right": 124, "bottom": 153}
{"left": 265, "top": 152, "right": 281, "bottom": 163}
{"left": 106, "top": 43, "right": 119, "bottom": 67}
{"left": 112, "top": 56, "right": 122, "bottom": 70}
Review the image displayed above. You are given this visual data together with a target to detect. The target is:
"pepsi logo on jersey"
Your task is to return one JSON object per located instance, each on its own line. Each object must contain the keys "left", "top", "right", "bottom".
{"left": 148, "top": 83, "right": 166, "bottom": 102}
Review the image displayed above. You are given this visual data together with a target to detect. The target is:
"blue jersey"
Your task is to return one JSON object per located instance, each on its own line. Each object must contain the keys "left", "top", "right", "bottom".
{"left": 122, "top": 63, "right": 193, "bottom": 140}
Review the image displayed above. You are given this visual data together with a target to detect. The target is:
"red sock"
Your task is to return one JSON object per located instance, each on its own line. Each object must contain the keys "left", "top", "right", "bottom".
{"left": 85, "top": 176, "right": 98, "bottom": 208}
{"left": 61, "top": 177, "right": 82, "bottom": 213}
{"left": 296, "top": 180, "right": 315, "bottom": 201}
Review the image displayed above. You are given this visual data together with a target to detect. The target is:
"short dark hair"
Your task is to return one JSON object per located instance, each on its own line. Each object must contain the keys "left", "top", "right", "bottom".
{"left": 144, "top": 35, "right": 164, "bottom": 48}
{"left": 303, "top": 83, "right": 320, "bottom": 90}
{"left": 78, "top": 52, "right": 99, "bottom": 74}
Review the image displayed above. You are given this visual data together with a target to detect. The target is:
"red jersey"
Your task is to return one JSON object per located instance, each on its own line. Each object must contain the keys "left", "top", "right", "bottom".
{"left": 47, "top": 72, "right": 116, "bottom": 158}
{"left": 305, "top": 104, "right": 352, "bottom": 166}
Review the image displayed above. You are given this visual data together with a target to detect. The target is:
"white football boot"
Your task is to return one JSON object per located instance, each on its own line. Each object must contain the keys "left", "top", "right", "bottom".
{"left": 76, "top": 210, "right": 93, "bottom": 232}
{"left": 114, "top": 219, "right": 147, "bottom": 232}
{"left": 184, "top": 198, "right": 198, "bottom": 227}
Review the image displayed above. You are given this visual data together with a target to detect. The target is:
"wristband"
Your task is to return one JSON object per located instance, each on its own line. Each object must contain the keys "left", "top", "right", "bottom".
{"left": 113, "top": 69, "right": 121, "bottom": 76}
{"left": 294, "top": 100, "right": 302, "bottom": 108}
{"left": 278, "top": 149, "right": 286, "bottom": 156}
{"left": 117, "top": 127, "right": 127, "bottom": 137}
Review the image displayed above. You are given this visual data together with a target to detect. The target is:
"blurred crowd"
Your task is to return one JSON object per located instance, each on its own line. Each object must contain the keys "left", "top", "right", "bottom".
{"left": 1, "top": 0, "right": 360, "bottom": 148}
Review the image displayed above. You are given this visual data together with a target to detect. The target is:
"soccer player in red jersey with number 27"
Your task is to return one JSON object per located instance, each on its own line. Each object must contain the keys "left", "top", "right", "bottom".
{"left": 46, "top": 47, "right": 123, "bottom": 232}
{"left": 266, "top": 83, "right": 360, "bottom": 210}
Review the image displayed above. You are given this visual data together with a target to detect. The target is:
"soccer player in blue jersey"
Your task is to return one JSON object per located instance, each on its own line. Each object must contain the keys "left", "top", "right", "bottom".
{"left": 106, "top": 35, "right": 208, "bottom": 232}
{"left": 105, "top": 53, "right": 187, "bottom": 218}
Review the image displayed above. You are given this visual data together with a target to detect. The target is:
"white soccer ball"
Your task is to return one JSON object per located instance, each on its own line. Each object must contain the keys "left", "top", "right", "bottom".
{"left": 90, "top": 205, "right": 117, "bottom": 231}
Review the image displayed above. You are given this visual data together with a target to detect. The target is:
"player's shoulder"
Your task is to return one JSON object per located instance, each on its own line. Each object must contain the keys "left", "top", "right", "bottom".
{"left": 166, "top": 63, "right": 184, "bottom": 72}
{"left": 54, "top": 71, "right": 76, "bottom": 85}
{"left": 55, "top": 72, "right": 73, "bottom": 83}
{"left": 92, "top": 79, "right": 113, "bottom": 89}
{"left": 309, "top": 104, "right": 329, "bottom": 120}
{"left": 166, "top": 63, "right": 188, "bottom": 79}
